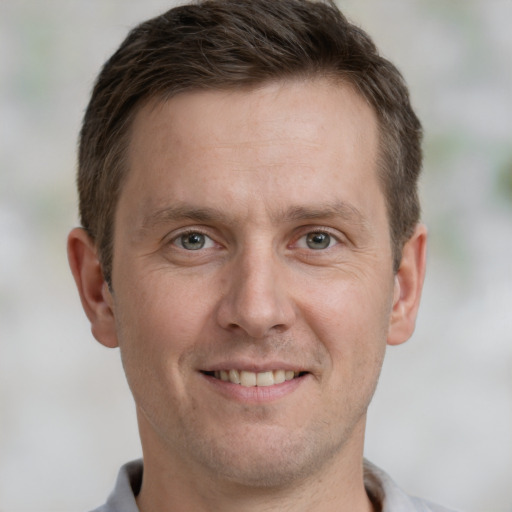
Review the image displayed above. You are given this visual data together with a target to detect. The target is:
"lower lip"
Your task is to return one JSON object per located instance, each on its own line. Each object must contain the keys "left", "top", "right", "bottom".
{"left": 200, "top": 372, "right": 308, "bottom": 403}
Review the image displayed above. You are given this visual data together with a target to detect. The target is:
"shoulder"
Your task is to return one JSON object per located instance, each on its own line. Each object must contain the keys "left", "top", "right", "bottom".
{"left": 88, "top": 460, "right": 143, "bottom": 512}
{"left": 364, "top": 460, "right": 461, "bottom": 512}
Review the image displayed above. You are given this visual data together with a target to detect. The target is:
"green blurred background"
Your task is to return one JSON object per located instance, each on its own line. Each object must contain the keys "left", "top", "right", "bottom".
{"left": 1, "top": 1, "right": 511, "bottom": 511}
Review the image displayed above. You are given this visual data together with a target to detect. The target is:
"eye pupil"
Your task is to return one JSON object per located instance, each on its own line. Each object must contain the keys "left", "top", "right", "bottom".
{"left": 306, "top": 232, "right": 331, "bottom": 250}
{"left": 181, "top": 233, "right": 205, "bottom": 250}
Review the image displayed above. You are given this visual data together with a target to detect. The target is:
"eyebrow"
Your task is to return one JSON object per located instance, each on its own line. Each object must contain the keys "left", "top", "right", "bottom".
{"left": 139, "top": 200, "right": 370, "bottom": 234}
{"left": 279, "top": 202, "right": 368, "bottom": 227}
{"left": 141, "top": 205, "right": 233, "bottom": 231}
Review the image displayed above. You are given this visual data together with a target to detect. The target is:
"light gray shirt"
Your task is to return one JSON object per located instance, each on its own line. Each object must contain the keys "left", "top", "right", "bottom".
{"left": 90, "top": 459, "right": 459, "bottom": 512}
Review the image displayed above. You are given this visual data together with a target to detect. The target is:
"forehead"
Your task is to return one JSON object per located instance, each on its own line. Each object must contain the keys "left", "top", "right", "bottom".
{"left": 134, "top": 78, "right": 376, "bottom": 151}
{"left": 120, "top": 78, "right": 383, "bottom": 229}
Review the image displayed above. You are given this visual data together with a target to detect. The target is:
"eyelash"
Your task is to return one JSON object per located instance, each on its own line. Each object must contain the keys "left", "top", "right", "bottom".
{"left": 293, "top": 227, "right": 343, "bottom": 249}
{"left": 165, "top": 226, "right": 345, "bottom": 252}
{"left": 169, "top": 229, "right": 215, "bottom": 249}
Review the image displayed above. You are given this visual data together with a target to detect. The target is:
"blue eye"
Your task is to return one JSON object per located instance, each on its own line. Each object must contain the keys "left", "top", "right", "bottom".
{"left": 295, "top": 231, "right": 339, "bottom": 250}
{"left": 306, "top": 232, "right": 332, "bottom": 250}
{"left": 175, "top": 232, "right": 214, "bottom": 250}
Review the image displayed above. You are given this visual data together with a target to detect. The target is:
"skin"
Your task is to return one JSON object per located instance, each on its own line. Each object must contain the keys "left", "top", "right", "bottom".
{"left": 68, "top": 78, "right": 427, "bottom": 512}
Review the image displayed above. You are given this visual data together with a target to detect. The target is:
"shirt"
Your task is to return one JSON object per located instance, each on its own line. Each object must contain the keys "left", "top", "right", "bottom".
{"left": 90, "top": 459, "right": 459, "bottom": 512}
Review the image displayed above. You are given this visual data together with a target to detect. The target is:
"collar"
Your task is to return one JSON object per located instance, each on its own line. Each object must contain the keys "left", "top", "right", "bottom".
{"left": 93, "top": 459, "right": 458, "bottom": 512}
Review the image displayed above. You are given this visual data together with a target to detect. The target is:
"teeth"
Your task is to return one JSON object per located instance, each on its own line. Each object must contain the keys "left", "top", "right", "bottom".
{"left": 240, "top": 370, "right": 257, "bottom": 387}
{"left": 213, "top": 369, "right": 299, "bottom": 387}
{"left": 228, "top": 369, "right": 241, "bottom": 384}
{"left": 274, "top": 369, "right": 286, "bottom": 384}
{"left": 285, "top": 370, "right": 295, "bottom": 380}
{"left": 256, "top": 371, "right": 274, "bottom": 387}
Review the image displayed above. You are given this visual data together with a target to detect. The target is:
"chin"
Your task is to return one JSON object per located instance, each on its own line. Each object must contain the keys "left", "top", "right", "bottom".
{"left": 180, "top": 424, "right": 348, "bottom": 489}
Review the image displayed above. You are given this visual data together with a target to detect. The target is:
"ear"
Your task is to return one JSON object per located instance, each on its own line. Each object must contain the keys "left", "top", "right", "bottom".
{"left": 387, "top": 223, "right": 427, "bottom": 346}
{"left": 67, "top": 227, "right": 119, "bottom": 348}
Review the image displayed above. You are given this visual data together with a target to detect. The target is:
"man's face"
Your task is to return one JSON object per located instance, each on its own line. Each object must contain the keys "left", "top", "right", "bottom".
{"left": 108, "top": 79, "right": 398, "bottom": 485}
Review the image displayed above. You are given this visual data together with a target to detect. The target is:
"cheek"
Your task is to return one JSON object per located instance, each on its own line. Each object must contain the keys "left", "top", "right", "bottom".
{"left": 112, "top": 276, "right": 209, "bottom": 425}
{"left": 112, "top": 271, "right": 215, "bottom": 397}
{"left": 116, "top": 267, "right": 215, "bottom": 340}
{"left": 299, "top": 276, "right": 392, "bottom": 367}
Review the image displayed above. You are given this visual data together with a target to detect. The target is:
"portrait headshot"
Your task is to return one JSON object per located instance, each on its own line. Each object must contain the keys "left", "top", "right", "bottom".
{"left": 1, "top": 1, "right": 511, "bottom": 511}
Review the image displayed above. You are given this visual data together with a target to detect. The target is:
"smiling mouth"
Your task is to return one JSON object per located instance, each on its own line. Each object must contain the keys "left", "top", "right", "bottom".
{"left": 202, "top": 369, "right": 307, "bottom": 387}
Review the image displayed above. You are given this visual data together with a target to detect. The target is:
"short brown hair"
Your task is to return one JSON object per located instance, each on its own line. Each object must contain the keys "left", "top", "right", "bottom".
{"left": 78, "top": 0, "right": 422, "bottom": 286}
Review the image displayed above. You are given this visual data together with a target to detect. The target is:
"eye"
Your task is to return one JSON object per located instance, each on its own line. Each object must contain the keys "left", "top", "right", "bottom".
{"left": 174, "top": 232, "right": 215, "bottom": 250}
{"left": 297, "top": 231, "right": 338, "bottom": 250}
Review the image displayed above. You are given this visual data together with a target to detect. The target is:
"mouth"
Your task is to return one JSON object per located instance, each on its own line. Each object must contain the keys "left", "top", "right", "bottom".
{"left": 201, "top": 369, "right": 308, "bottom": 387}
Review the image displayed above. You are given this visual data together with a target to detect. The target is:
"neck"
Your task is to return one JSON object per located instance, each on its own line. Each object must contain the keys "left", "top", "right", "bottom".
{"left": 135, "top": 414, "right": 374, "bottom": 512}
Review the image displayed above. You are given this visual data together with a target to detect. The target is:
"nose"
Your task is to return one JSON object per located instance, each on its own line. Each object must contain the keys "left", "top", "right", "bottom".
{"left": 215, "top": 247, "right": 296, "bottom": 339}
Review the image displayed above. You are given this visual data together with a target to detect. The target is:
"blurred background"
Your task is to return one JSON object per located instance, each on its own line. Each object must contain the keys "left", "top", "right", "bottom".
{"left": 1, "top": 1, "right": 511, "bottom": 511}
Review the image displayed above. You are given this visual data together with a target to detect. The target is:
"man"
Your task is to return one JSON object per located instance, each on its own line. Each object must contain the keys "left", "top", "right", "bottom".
{"left": 67, "top": 1, "right": 457, "bottom": 511}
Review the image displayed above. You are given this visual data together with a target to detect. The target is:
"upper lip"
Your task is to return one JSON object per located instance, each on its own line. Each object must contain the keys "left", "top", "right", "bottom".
{"left": 200, "top": 360, "right": 307, "bottom": 373}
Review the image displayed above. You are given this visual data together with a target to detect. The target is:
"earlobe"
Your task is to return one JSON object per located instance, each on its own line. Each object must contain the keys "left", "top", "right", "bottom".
{"left": 387, "top": 223, "right": 427, "bottom": 346}
{"left": 67, "top": 227, "right": 119, "bottom": 348}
